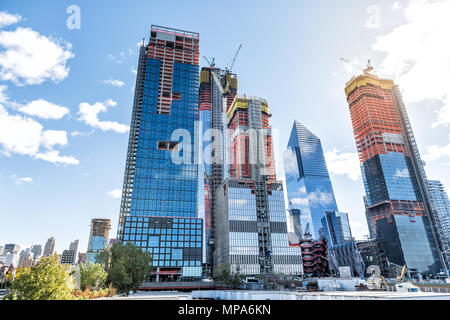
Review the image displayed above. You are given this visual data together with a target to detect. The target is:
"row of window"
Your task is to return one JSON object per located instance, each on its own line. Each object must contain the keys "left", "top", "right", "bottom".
{"left": 125, "top": 219, "right": 202, "bottom": 227}
{"left": 151, "top": 260, "right": 201, "bottom": 267}
{"left": 124, "top": 239, "right": 201, "bottom": 248}
{"left": 124, "top": 227, "right": 201, "bottom": 234}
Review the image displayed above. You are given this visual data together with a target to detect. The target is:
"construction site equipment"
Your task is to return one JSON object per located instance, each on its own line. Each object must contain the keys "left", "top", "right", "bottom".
{"left": 227, "top": 44, "right": 242, "bottom": 73}
{"left": 397, "top": 265, "right": 408, "bottom": 280}
{"left": 395, "top": 282, "right": 420, "bottom": 293}
{"left": 203, "top": 56, "right": 215, "bottom": 68}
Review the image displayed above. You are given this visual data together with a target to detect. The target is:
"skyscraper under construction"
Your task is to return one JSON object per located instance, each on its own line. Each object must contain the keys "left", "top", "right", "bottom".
{"left": 198, "top": 65, "right": 237, "bottom": 275}
{"left": 86, "top": 219, "right": 110, "bottom": 264}
{"left": 344, "top": 65, "right": 447, "bottom": 276}
{"left": 117, "top": 25, "right": 203, "bottom": 280}
{"left": 214, "top": 95, "right": 302, "bottom": 275}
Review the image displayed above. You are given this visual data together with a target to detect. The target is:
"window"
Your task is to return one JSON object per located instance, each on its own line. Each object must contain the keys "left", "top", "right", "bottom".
{"left": 148, "top": 236, "right": 159, "bottom": 247}
{"left": 157, "top": 141, "right": 179, "bottom": 151}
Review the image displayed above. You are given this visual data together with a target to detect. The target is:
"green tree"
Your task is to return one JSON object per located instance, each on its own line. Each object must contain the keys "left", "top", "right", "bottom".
{"left": 213, "top": 263, "right": 244, "bottom": 288}
{"left": 97, "top": 242, "right": 153, "bottom": 296}
{"left": 79, "top": 263, "right": 107, "bottom": 291}
{"left": 5, "top": 255, "right": 75, "bottom": 300}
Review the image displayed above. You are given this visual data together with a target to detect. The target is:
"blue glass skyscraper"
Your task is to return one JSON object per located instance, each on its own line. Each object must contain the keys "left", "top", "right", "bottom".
{"left": 284, "top": 121, "right": 339, "bottom": 240}
{"left": 117, "top": 26, "right": 203, "bottom": 281}
{"left": 322, "top": 211, "right": 353, "bottom": 246}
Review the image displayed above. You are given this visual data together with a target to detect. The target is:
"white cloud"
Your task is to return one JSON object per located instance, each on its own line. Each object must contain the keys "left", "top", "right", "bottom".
{"left": 108, "top": 51, "right": 125, "bottom": 64}
{"left": 0, "top": 110, "right": 45, "bottom": 155}
{"left": 70, "top": 130, "right": 94, "bottom": 137}
{"left": 102, "top": 79, "right": 124, "bottom": 88}
{"left": 290, "top": 197, "right": 309, "bottom": 206}
{"left": 392, "top": 2, "right": 401, "bottom": 10}
{"left": 309, "top": 190, "right": 334, "bottom": 206}
{"left": 340, "top": 58, "right": 362, "bottom": 75}
{"left": 131, "top": 68, "right": 137, "bottom": 75}
{"left": 0, "top": 84, "right": 8, "bottom": 103}
{"left": 10, "top": 174, "right": 32, "bottom": 184}
{"left": 433, "top": 97, "right": 450, "bottom": 128}
{"left": 41, "top": 130, "right": 68, "bottom": 149}
{"left": 365, "top": 5, "right": 382, "bottom": 30}
{"left": 283, "top": 148, "right": 298, "bottom": 174}
{"left": 0, "top": 11, "right": 22, "bottom": 28}
{"left": 0, "top": 27, "right": 74, "bottom": 85}
{"left": 0, "top": 107, "right": 78, "bottom": 165}
{"left": 35, "top": 150, "right": 79, "bottom": 165}
{"left": 77, "top": 99, "right": 128, "bottom": 133}
{"left": 18, "top": 99, "right": 69, "bottom": 120}
{"left": 423, "top": 143, "right": 450, "bottom": 162}
{"left": 325, "top": 148, "right": 361, "bottom": 181}
{"left": 107, "top": 189, "right": 122, "bottom": 199}
{"left": 372, "top": 0, "right": 450, "bottom": 128}
{"left": 394, "top": 168, "right": 410, "bottom": 179}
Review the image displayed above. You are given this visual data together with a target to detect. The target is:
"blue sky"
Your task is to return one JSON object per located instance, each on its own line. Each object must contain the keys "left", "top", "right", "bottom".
{"left": 1, "top": 0, "right": 449, "bottom": 253}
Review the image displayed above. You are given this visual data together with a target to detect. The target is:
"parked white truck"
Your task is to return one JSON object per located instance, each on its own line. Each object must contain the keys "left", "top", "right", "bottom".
{"left": 395, "top": 282, "right": 420, "bottom": 293}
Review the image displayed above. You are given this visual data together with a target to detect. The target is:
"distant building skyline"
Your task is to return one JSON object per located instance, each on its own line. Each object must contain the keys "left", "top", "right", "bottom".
{"left": 43, "top": 237, "right": 55, "bottom": 257}
{"left": 30, "top": 245, "right": 42, "bottom": 260}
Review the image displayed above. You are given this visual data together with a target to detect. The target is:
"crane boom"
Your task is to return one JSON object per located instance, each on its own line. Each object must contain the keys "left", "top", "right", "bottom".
{"left": 211, "top": 71, "right": 225, "bottom": 95}
{"left": 203, "top": 56, "right": 215, "bottom": 68}
{"left": 229, "top": 44, "right": 242, "bottom": 72}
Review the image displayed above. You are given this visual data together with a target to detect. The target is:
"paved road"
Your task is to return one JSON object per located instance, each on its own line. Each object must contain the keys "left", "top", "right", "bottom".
{"left": 97, "top": 291, "right": 192, "bottom": 300}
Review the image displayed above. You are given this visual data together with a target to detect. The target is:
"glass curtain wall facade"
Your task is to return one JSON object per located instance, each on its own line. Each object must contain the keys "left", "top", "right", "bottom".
{"left": 215, "top": 180, "right": 302, "bottom": 275}
{"left": 117, "top": 26, "right": 203, "bottom": 280}
{"left": 198, "top": 67, "right": 237, "bottom": 275}
{"left": 284, "top": 121, "right": 339, "bottom": 240}
{"left": 86, "top": 219, "right": 110, "bottom": 264}
{"left": 345, "top": 68, "right": 444, "bottom": 275}
{"left": 428, "top": 180, "right": 450, "bottom": 265}
{"left": 214, "top": 96, "right": 302, "bottom": 276}
{"left": 322, "top": 211, "right": 353, "bottom": 246}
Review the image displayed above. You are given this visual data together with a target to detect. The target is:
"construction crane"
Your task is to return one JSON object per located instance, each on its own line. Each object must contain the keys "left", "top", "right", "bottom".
{"left": 365, "top": 59, "right": 374, "bottom": 74}
{"left": 203, "top": 56, "right": 215, "bottom": 68}
{"left": 211, "top": 71, "right": 228, "bottom": 96}
{"left": 340, "top": 58, "right": 374, "bottom": 74}
{"left": 210, "top": 70, "right": 231, "bottom": 177}
{"left": 397, "top": 265, "right": 408, "bottom": 280}
{"left": 226, "top": 43, "right": 243, "bottom": 73}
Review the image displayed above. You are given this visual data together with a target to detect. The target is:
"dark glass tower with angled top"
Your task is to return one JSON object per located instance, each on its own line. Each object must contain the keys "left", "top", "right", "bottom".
{"left": 284, "top": 121, "right": 339, "bottom": 240}
{"left": 117, "top": 26, "right": 203, "bottom": 281}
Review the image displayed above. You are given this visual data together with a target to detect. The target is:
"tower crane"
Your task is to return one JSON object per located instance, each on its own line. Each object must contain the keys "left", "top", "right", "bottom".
{"left": 203, "top": 56, "right": 215, "bottom": 68}
{"left": 340, "top": 58, "right": 374, "bottom": 74}
{"left": 227, "top": 43, "right": 242, "bottom": 73}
